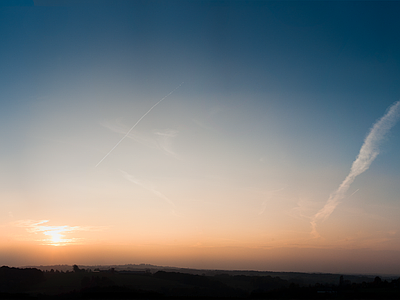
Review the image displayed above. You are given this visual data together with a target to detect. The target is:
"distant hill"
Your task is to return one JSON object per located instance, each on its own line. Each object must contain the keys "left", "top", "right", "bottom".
{"left": 4, "top": 265, "right": 400, "bottom": 299}
{"left": 24, "top": 263, "right": 386, "bottom": 286}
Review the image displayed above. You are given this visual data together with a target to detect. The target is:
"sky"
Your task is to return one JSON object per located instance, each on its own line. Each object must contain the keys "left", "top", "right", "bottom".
{"left": 1, "top": 0, "right": 400, "bottom": 275}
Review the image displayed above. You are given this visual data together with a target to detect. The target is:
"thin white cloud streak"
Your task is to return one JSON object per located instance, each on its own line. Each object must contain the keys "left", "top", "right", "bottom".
{"left": 290, "top": 198, "right": 321, "bottom": 221}
{"left": 101, "top": 121, "right": 180, "bottom": 158}
{"left": 95, "top": 82, "right": 184, "bottom": 167}
{"left": 101, "top": 120, "right": 158, "bottom": 148}
{"left": 154, "top": 129, "right": 179, "bottom": 157}
{"left": 119, "top": 170, "right": 175, "bottom": 207}
{"left": 311, "top": 101, "right": 400, "bottom": 237}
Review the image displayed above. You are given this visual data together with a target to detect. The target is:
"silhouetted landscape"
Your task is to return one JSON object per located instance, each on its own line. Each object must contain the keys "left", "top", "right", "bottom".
{"left": 1, "top": 264, "right": 400, "bottom": 299}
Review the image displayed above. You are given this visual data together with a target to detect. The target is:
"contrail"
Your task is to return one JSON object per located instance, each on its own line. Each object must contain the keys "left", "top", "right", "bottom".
{"left": 95, "top": 82, "right": 184, "bottom": 167}
{"left": 311, "top": 101, "right": 400, "bottom": 237}
{"left": 350, "top": 188, "right": 360, "bottom": 197}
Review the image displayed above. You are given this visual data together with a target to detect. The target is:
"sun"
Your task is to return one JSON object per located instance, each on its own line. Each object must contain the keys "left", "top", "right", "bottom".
{"left": 47, "top": 232, "right": 63, "bottom": 245}
{"left": 42, "top": 227, "right": 71, "bottom": 246}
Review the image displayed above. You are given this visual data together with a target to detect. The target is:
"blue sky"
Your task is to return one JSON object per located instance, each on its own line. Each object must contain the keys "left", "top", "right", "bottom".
{"left": 1, "top": 0, "right": 400, "bottom": 274}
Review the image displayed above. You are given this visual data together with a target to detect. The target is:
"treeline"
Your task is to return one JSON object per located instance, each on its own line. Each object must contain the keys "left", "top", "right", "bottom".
{"left": 0, "top": 266, "right": 45, "bottom": 292}
{"left": 1, "top": 265, "right": 400, "bottom": 299}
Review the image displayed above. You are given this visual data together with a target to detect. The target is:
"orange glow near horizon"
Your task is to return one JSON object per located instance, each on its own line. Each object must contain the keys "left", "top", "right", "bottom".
{"left": 2, "top": 241, "right": 400, "bottom": 275}
{"left": 8, "top": 220, "right": 107, "bottom": 247}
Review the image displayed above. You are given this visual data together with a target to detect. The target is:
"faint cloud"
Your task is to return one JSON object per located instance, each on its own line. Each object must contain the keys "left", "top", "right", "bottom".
{"left": 13, "top": 220, "right": 106, "bottom": 246}
{"left": 101, "top": 119, "right": 155, "bottom": 147}
{"left": 153, "top": 129, "right": 179, "bottom": 158}
{"left": 290, "top": 198, "right": 320, "bottom": 221}
{"left": 259, "top": 188, "right": 285, "bottom": 215}
{"left": 192, "top": 118, "right": 213, "bottom": 130}
{"left": 101, "top": 120, "right": 180, "bottom": 158}
{"left": 119, "top": 170, "right": 175, "bottom": 208}
{"left": 192, "top": 105, "right": 224, "bottom": 131}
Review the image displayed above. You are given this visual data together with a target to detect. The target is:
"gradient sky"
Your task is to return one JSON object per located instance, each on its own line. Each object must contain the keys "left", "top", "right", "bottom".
{"left": 1, "top": 0, "right": 400, "bottom": 275}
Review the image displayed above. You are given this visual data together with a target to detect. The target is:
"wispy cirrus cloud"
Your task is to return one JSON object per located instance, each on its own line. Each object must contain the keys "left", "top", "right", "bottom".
{"left": 153, "top": 129, "right": 179, "bottom": 158}
{"left": 259, "top": 188, "right": 285, "bottom": 215}
{"left": 311, "top": 101, "right": 400, "bottom": 237}
{"left": 95, "top": 82, "right": 183, "bottom": 167}
{"left": 101, "top": 120, "right": 180, "bottom": 158}
{"left": 119, "top": 169, "right": 175, "bottom": 208}
{"left": 13, "top": 220, "right": 106, "bottom": 246}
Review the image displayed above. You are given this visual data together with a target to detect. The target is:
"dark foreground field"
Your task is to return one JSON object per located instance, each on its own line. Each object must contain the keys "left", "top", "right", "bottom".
{"left": 1, "top": 265, "right": 400, "bottom": 299}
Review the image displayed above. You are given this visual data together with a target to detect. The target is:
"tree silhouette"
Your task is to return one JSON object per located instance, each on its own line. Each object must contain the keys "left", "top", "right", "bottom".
{"left": 73, "top": 265, "right": 80, "bottom": 273}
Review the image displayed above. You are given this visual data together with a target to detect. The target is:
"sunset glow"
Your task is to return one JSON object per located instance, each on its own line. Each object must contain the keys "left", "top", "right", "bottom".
{"left": 10, "top": 220, "right": 99, "bottom": 246}
{"left": 43, "top": 230, "right": 65, "bottom": 246}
